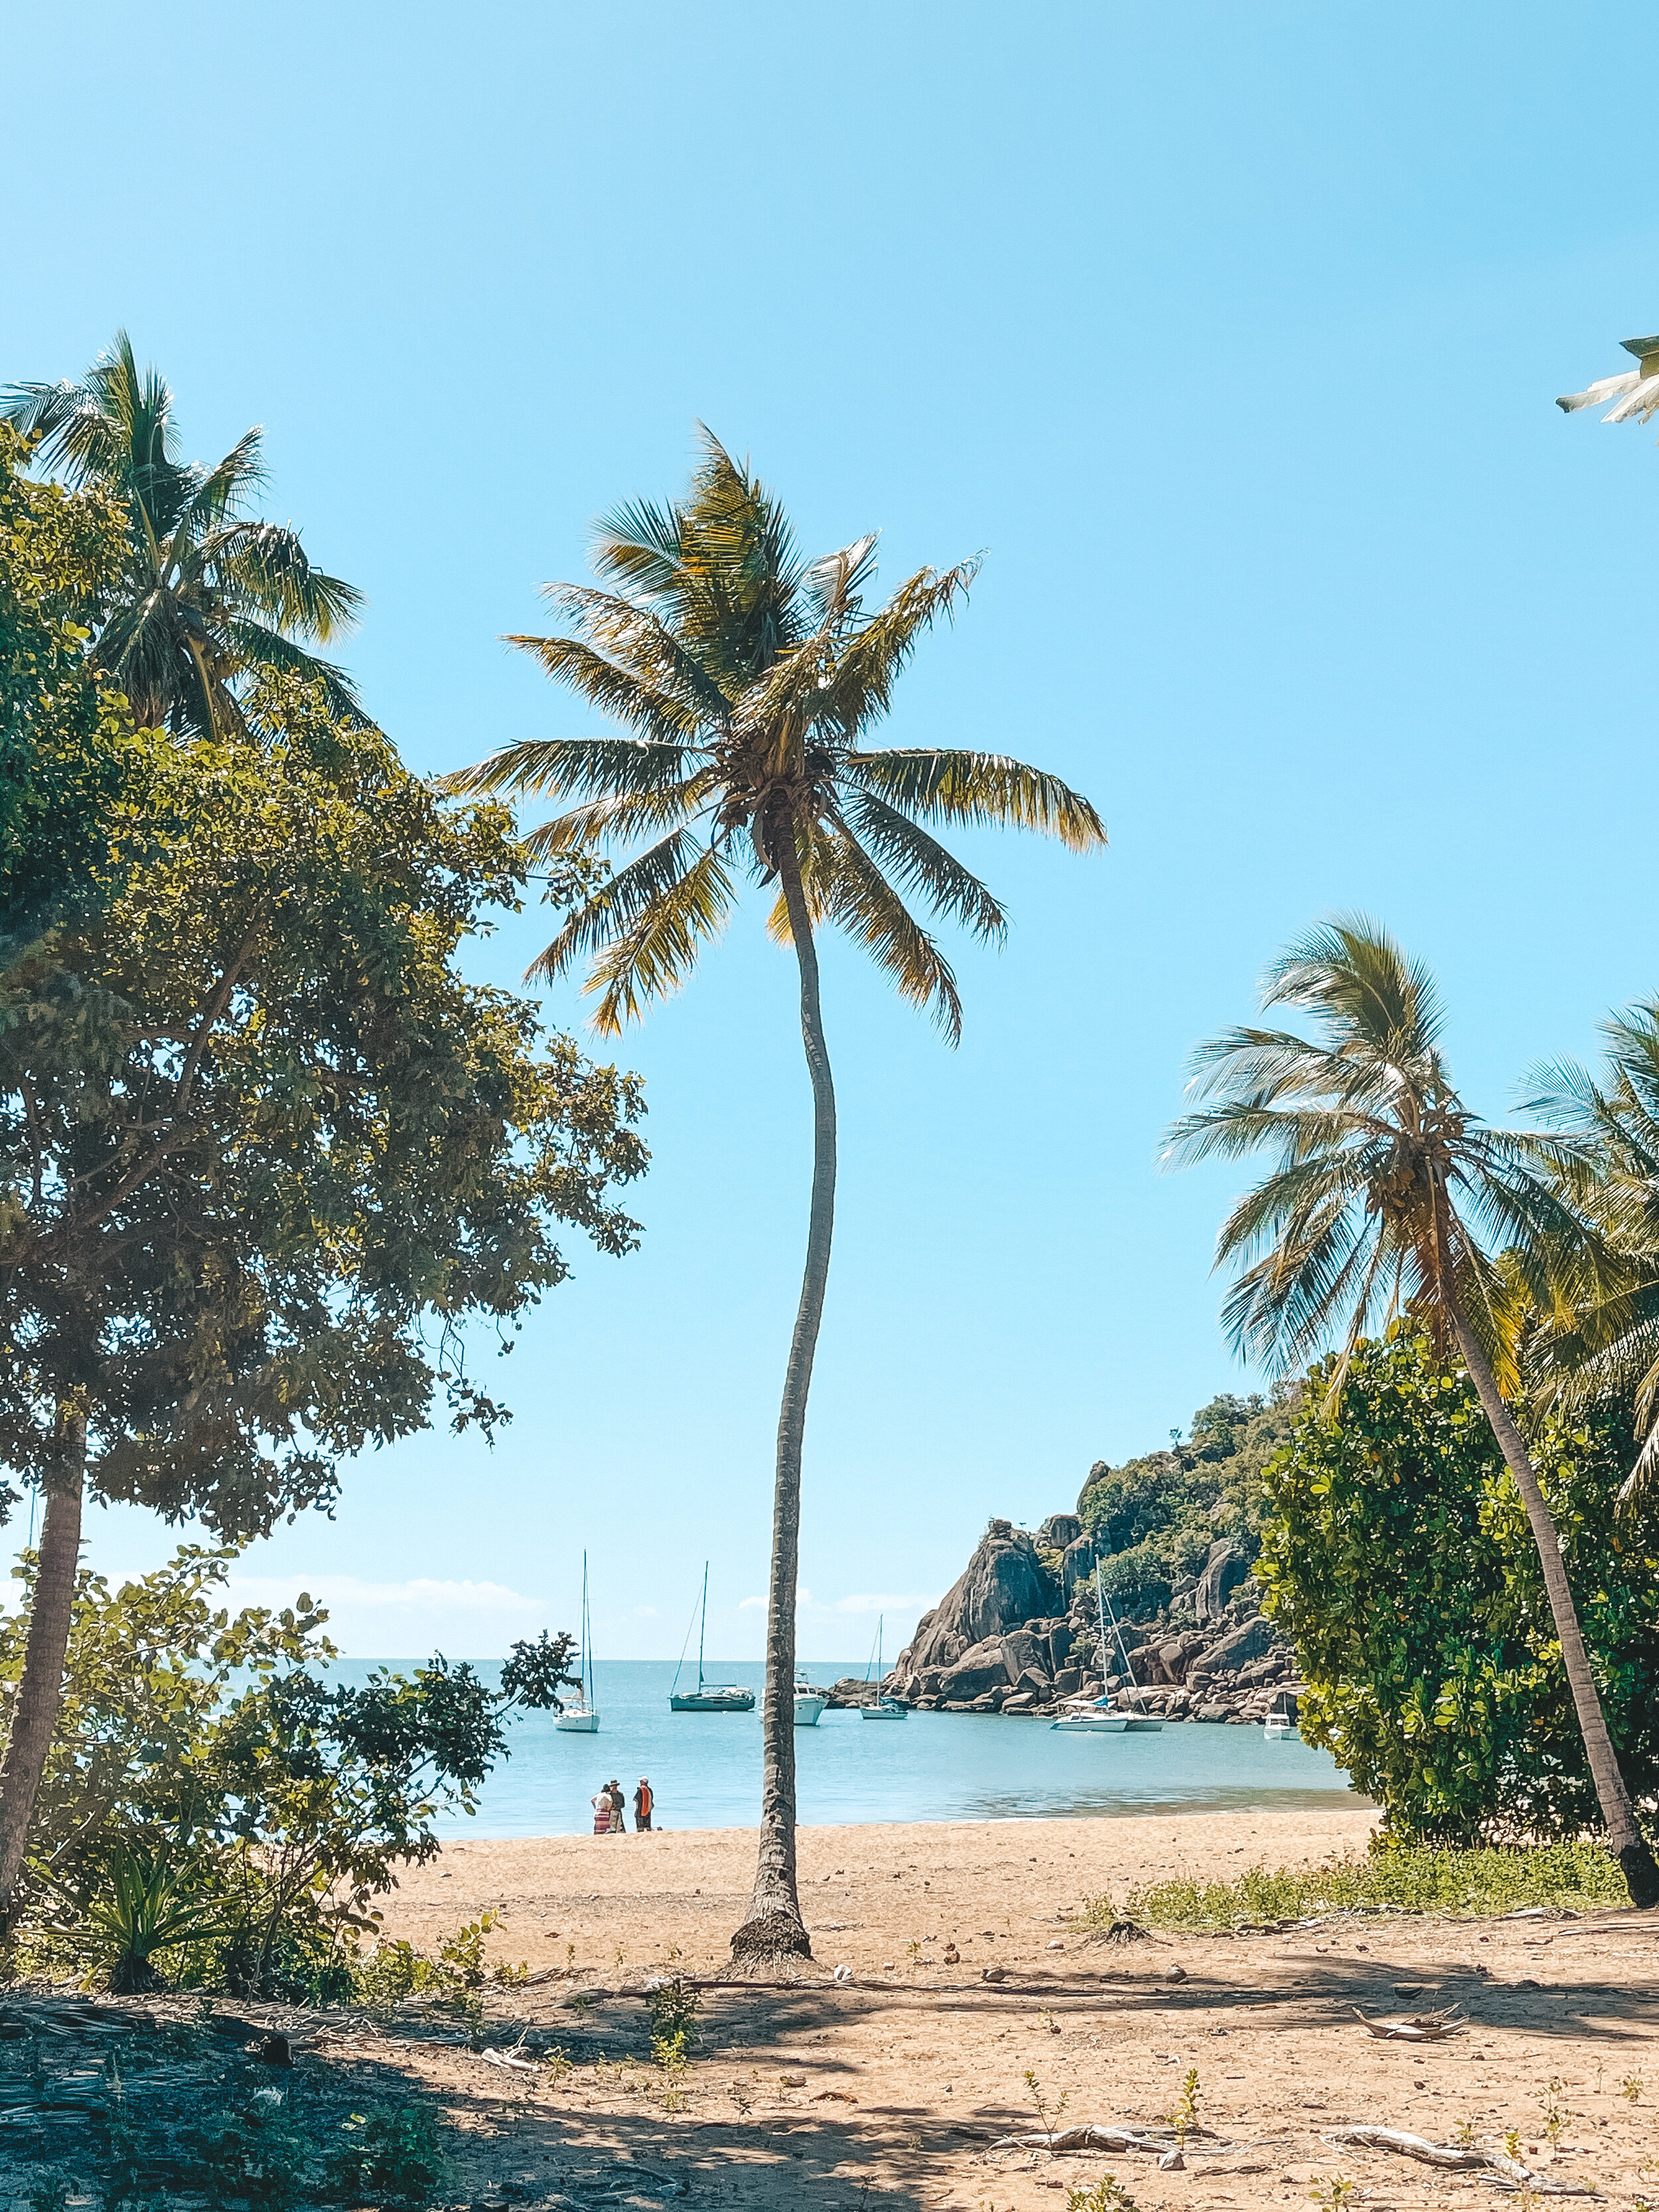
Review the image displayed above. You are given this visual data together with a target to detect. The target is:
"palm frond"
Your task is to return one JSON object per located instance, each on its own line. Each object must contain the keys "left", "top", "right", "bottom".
{"left": 520, "top": 774, "right": 715, "bottom": 859}
{"left": 821, "top": 559, "right": 981, "bottom": 729}
{"left": 846, "top": 748, "right": 1105, "bottom": 851}
{"left": 439, "top": 735, "right": 697, "bottom": 804}
{"left": 505, "top": 633, "right": 707, "bottom": 743}
{"left": 809, "top": 828, "right": 964, "bottom": 1044}
{"left": 579, "top": 841, "right": 737, "bottom": 1031}
{"left": 840, "top": 790, "right": 1006, "bottom": 943}
{"left": 528, "top": 827, "right": 715, "bottom": 986}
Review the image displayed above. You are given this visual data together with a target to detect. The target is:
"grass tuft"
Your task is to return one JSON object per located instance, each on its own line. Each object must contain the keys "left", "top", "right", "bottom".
{"left": 1079, "top": 1840, "right": 1630, "bottom": 1933}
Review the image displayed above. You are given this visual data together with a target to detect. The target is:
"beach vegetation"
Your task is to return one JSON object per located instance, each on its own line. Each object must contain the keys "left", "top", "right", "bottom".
{"left": 1066, "top": 2177, "right": 1135, "bottom": 2212}
{"left": 2, "top": 333, "right": 362, "bottom": 739}
{"left": 1167, "top": 916, "right": 1659, "bottom": 1903}
{"left": 1086, "top": 1838, "right": 1630, "bottom": 1932}
{"left": 0, "top": 429, "right": 643, "bottom": 1922}
{"left": 1076, "top": 1387, "right": 1300, "bottom": 1610}
{"left": 1, "top": 1544, "right": 571, "bottom": 1997}
{"left": 443, "top": 431, "right": 1103, "bottom": 1958}
{"left": 328, "top": 2102, "right": 451, "bottom": 2211}
{"left": 1256, "top": 1329, "right": 1659, "bottom": 1844}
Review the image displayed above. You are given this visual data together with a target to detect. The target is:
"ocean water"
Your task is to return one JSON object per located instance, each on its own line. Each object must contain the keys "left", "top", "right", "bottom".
{"left": 335, "top": 1659, "right": 1359, "bottom": 1836}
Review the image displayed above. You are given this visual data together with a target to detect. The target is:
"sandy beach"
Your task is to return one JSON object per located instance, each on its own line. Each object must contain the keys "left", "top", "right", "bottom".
{"left": 348, "top": 1806, "right": 1659, "bottom": 2208}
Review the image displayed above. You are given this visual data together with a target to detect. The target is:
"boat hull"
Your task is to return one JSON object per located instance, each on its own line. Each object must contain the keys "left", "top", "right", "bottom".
{"left": 555, "top": 1706, "right": 599, "bottom": 1733}
{"left": 1263, "top": 1722, "right": 1300, "bottom": 1741}
{"left": 794, "top": 1694, "right": 827, "bottom": 1726}
{"left": 670, "top": 1689, "right": 755, "bottom": 1713}
{"left": 1051, "top": 1714, "right": 1131, "bottom": 1732}
{"left": 859, "top": 1700, "right": 907, "bottom": 1720}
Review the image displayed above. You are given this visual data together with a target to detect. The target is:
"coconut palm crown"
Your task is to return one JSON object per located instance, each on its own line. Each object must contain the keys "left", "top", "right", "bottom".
{"left": 1525, "top": 1000, "right": 1659, "bottom": 1506}
{"left": 1167, "top": 916, "right": 1659, "bottom": 1907}
{"left": 447, "top": 432, "right": 1105, "bottom": 1956}
{"left": 1, "top": 332, "right": 361, "bottom": 738}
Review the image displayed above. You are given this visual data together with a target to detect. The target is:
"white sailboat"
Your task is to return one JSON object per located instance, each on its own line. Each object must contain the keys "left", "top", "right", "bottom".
{"left": 859, "top": 1615, "right": 906, "bottom": 1719}
{"left": 1051, "top": 1564, "right": 1162, "bottom": 1733}
{"left": 669, "top": 1564, "right": 756, "bottom": 1713}
{"left": 555, "top": 1553, "right": 600, "bottom": 1733}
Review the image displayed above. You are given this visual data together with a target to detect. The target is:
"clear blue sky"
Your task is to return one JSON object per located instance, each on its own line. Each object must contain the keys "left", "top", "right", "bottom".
{"left": 5, "top": 3, "right": 1657, "bottom": 1660}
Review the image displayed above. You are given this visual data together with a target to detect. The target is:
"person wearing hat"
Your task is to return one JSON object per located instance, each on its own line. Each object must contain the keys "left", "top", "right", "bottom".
{"left": 633, "top": 1777, "right": 654, "bottom": 1832}
{"left": 607, "top": 1779, "right": 626, "bottom": 1833}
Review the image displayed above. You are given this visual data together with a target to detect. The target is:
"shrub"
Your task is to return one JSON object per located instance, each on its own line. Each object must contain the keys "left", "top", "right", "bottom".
{"left": 329, "top": 2103, "right": 450, "bottom": 2212}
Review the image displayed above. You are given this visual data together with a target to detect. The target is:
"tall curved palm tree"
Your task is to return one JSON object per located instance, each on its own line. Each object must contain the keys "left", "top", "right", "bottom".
{"left": 446, "top": 433, "right": 1105, "bottom": 1956}
{"left": 1, "top": 332, "right": 361, "bottom": 737}
{"left": 1167, "top": 917, "right": 1659, "bottom": 1906}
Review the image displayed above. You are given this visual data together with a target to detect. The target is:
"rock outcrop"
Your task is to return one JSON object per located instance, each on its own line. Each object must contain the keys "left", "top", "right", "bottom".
{"left": 896, "top": 1522, "right": 1062, "bottom": 1676}
{"left": 881, "top": 1512, "right": 1301, "bottom": 1724}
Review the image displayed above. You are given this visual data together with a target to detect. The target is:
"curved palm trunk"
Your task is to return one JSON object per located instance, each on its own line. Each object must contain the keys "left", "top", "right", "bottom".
{"left": 731, "top": 840, "right": 835, "bottom": 1962}
{"left": 0, "top": 1416, "right": 86, "bottom": 1924}
{"left": 1449, "top": 1311, "right": 1659, "bottom": 1907}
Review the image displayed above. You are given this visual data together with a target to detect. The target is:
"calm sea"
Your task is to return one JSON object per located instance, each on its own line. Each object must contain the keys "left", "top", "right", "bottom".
{"left": 333, "top": 1659, "right": 1359, "bottom": 1836}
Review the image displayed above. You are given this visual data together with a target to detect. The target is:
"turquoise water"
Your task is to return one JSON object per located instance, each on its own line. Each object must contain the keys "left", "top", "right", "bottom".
{"left": 337, "top": 1659, "right": 1358, "bottom": 1836}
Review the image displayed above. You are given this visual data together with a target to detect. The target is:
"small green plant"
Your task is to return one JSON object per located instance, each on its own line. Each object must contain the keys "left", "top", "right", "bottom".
{"left": 1543, "top": 2077, "right": 1567, "bottom": 2148}
{"left": 1169, "top": 2066, "right": 1200, "bottom": 2146}
{"left": 1023, "top": 2066, "right": 1070, "bottom": 2140}
{"left": 329, "top": 2103, "right": 449, "bottom": 2212}
{"left": 353, "top": 1912, "right": 526, "bottom": 2015}
{"left": 200, "top": 2095, "right": 314, "bottom": 2212}
{"left": 82, "top": 1843, "right": 230, "bottom": 1993}
{"left": 1503, "top": 2128, "right": 1523, "bottom": 2164}
{"left": 1624, "top": 2075, "right": 1645, "bottom": 2104}
{"left": 1453, "top": 2116, "right": 1477, "bottom": 2149}
{"left": 1307, "top": 2178, "right": 1354, "bottom": 2212}
{"left": 1066, "top": 2177, "right": 1135, "bottom": 2212}
{"left": 649, "top": 1977, "right": 701, "bottom": 2061}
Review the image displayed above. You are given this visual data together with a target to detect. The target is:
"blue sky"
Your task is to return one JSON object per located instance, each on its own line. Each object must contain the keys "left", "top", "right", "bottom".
{"left": 5, "top": 4, "right": 1658, "bottom": 1659}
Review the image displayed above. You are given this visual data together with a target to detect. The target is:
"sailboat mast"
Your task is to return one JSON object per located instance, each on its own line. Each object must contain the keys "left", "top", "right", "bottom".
{"left": 697, "top": 1562, "right": 708, "bottom": 1692}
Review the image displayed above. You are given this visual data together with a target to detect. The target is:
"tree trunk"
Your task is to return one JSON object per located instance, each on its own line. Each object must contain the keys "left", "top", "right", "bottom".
{"left": 0, "top": 1415, "right": 86, "bottom": 1923}
{"left": 731, "top": 839, "right": 835, "bottom": 1962}
{"left": 1450, "top": 1309, "right": 1659, "bottom": 1908}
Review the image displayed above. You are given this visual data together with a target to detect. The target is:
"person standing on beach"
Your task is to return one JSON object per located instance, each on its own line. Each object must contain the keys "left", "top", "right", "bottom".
{"left": 591, "top": 1787, "right": 612, "bottom": 1836}
{"left": 608, "top": 1779, "right": 626, "bottom": 1833}
{"left": 634, "top": 1777, "right": 654, "bottom": 1832}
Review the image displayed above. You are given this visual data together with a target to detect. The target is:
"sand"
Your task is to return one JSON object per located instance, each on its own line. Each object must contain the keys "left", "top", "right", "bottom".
{"left": 354, "top": 1808, "right": 1658, "bottom": 2209}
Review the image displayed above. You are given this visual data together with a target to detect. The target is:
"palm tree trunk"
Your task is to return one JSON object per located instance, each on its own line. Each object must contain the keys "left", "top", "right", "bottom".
{"left": 0, "top": 1416, "right": 86, "bottom": 1925}
{"left": 1449, "top": 1311, "right": 1659, "bottom": 1907}
{"left": 731, "top": 838, "right": 834, "bottom": 1962}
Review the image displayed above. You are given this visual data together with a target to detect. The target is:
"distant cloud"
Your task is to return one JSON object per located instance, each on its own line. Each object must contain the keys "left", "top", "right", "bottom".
{"left": 228, "top": 1574, "right": 541, "bottom": 1614}
{"left": 835, "top": 1592, "right": 940, "bottom": 1616}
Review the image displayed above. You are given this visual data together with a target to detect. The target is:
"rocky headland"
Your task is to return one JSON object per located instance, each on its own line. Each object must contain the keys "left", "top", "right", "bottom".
{"left": 826, "top": 1514, "right": 1300, "bottom": 1720}
{"left": 824, "top": 1392, "right": 1308, "bottom": 1722}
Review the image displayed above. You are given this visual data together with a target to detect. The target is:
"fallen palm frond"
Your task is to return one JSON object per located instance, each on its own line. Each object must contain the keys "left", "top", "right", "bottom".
{"left": 988, "top": 2124, "right": 1214, "bottom": 2154}
{"left": 1325, "top": 2126, "right": 1597, "bottom": 2195}
{"left": 1352, "top": 2004, "right": 1465, "bottom": 2041}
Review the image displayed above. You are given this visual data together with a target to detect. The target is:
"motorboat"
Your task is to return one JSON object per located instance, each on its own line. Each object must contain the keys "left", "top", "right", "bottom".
{"left": 669, "top": 1564, "right": 756, "bottom": 1713}
{"left": 555, "top": 1552, "right": 601, "bottom": 1733}
{"left": 794, "top": 1674, "right": 828, "bottom": 1727}
{"left": 859, "top": 1615, "right": 908, "bottom": 1720}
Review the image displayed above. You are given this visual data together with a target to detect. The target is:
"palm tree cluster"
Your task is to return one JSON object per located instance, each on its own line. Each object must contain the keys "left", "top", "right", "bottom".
{"left": 2, "top": 332, "right": 360, "bottom": 739}
{"left": 1169, "top": 919, "right": 1659, "bottom": 1907}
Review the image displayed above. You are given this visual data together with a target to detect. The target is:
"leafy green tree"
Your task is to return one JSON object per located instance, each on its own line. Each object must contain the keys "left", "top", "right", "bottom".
{"left": 0, "top": 422, "right": 133, "bottom": 923}
{"left": 2, "top": 332, "right": 360, "bottom": 737}
{"left": 0, "top": 659, "right": 646, "bottom": 1923}
{"left": 1167, "top": 917, "right": 1659, "bottom": 1904}
{"left": 1257, "top": 1329, "right": 1659, "bottom": 1848}
{"left": 445, "top": 433, "right": 1104, "bottom": 1956}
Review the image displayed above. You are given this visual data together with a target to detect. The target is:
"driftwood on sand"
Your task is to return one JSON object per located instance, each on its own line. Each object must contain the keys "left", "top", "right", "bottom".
{"left": 988, "top": 2124, "right": 1205, "bottom": 2155}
